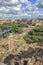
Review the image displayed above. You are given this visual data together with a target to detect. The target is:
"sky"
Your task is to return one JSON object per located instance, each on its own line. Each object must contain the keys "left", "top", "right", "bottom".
{"left": 0, "top": 0, "right": 43, "bottom": 19}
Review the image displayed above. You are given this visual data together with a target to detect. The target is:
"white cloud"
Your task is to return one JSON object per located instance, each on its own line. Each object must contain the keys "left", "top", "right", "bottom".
{"left": 0, "top": 7, "right": 3, "bottom": 11}
{"left": 0, "top": 0, "right": 43, "bottom": 19}
{"left": 20, "top": 0, "right": 28, "bottom": 4}
{"left": 41, "top": 2, "right": 43, "bottom": 5}
{"left": 11, "top": 0, "right": 19, "bottom": 4}
{"left": 11, "top": 4, "right": 22, "bottom": 12}
{"left": 35, "top": 0, "right": 43, "bottom": 8}
{"left": 0, "top": 6, "right": 10, "bottom": 13}
{"left": 12, "top": 7, "right": 21, "bottom": 11}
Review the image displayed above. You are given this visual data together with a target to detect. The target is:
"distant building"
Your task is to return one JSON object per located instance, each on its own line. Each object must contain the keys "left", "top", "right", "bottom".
{"left": 0, "top": 18, "right": 43, "bottom": 25}
{"left": 0, "top": 19, "right": 6, "bottom": 24}
{"left": 36, "top": 20, "right": 43, "bottom": 26}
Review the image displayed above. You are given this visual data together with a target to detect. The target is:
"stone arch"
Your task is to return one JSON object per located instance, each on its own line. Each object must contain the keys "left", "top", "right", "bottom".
{"left": 23, "top": 60, "right": 28, "bottom": 65}
{"left": 3, "top": 54, "right": 14, "bottom": 65}
{"left": 15, "top": 62, "right": 19, "bottom": 65}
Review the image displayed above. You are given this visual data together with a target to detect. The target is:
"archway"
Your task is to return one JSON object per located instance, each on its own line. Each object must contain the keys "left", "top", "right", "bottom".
{"left": 23, "top": 61, "right": 28, "bottom": 65}
{"left": 15, "top": 62, "right": 19, "bottom": 65}
{"left": 3, "top": 54, "right": 14, "bottom": 64}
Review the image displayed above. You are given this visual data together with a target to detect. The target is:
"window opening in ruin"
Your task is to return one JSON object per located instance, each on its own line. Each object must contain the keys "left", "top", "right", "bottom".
{"left": 15, "top": 62, "right": 19, "bottom": 65}
{"left": 23, "top": 61, "right": 28, "bottom": 65}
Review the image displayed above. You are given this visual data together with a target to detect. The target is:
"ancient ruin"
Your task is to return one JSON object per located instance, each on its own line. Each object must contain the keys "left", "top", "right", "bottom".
{"left": 3, "top": 47, "right": 43, "bottom": 65}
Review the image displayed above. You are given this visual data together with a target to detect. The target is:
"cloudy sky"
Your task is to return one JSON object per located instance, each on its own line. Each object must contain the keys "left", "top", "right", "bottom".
{"left": 0, "top": 0, "right": 43, "bottom": 19}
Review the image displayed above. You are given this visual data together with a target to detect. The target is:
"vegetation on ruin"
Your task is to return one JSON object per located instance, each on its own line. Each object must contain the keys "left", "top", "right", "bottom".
{"left": 24, "top": 26, "right": 43, "bottom": 44}
{"left": 0, "top": 21, "right": 28, "bottom": 38}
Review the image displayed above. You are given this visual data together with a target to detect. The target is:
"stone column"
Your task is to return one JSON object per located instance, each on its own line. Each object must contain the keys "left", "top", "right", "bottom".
{"left": 10, "top": 59, "right": 15, "bottom": 65}
{"left": 8, "top": 34, "right": 14, "bottom": 51}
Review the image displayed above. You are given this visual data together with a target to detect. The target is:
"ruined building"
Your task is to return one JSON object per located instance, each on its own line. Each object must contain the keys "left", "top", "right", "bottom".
{"left": 4, "top": 47, "right": 43, "bottom": 65}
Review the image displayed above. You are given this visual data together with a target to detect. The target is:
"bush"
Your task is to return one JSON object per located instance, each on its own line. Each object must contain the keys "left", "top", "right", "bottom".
{"left": 2, "top": 33, "right": 9, "bottom": 38}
